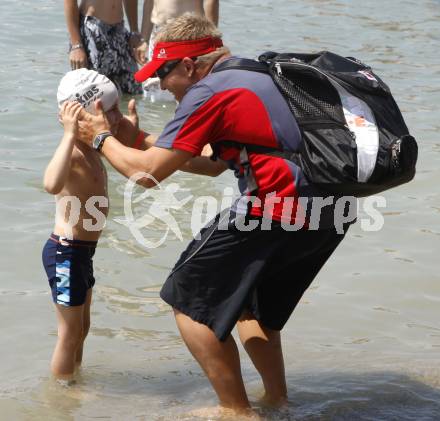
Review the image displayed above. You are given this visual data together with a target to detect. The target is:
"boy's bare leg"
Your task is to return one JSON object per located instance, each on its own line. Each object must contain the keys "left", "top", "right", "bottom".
{"left": 51, "top": 303, "right": 84, "bottom": 380}
{"left": 237, "top": 312, "right": 287, "bottom": 407}
{"left": 76, "top": 289, "right": 92, "bottom": 366}
{"left": 174, "top": 309, "right": 252, "bottom": 413}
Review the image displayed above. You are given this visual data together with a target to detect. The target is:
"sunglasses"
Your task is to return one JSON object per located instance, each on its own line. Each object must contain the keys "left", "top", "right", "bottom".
{"left": 155, "top": 59, "right": 182, "bottom": 80}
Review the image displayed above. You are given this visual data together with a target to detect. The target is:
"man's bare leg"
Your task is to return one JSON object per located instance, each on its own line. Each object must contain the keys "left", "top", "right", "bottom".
{"left": 237, "top": 312, "right": 287, "bottom": 407}
{"left": 51, "top": 303, "right": 84, "bottom": 380}
{"left": 174, "top": 309, "right": 252, "bottom": 412}
{"left": 76, "top": 288, "right": 92, "bottom": 367}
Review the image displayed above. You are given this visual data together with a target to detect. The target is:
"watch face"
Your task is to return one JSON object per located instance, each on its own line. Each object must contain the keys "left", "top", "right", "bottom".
{"left": 93, "top": 132, "right": 111, "bottom": 151}
{"left": 92, "top": 135, "right": 101, "bottom": 150}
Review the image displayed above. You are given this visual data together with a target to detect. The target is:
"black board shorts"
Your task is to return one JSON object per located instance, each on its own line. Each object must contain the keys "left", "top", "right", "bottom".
{"left": 160, "top": 210, "right": 347, "bottom": 341}
{"left": 79, "top": 15, "right": 143, "bottom": 95}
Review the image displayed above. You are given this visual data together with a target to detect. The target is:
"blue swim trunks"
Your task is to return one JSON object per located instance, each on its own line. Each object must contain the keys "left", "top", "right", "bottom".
{"left": 42, "top": 234, "right": 97, "bottom": 306}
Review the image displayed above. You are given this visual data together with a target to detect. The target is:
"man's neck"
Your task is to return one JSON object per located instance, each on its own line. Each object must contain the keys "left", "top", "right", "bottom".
{"left": 202, "top": 53, "right": 233, "bottom": 78}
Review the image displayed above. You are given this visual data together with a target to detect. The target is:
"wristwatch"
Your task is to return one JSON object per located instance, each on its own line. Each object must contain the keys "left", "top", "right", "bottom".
{"left": 92, "top": 131, "right": 112, "bottom": 152}
{"left": 69, "top": 43, "right": 84, "bottom": 52}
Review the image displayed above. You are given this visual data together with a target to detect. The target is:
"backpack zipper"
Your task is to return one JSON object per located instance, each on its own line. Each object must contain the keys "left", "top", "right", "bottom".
{"left": 391, "top": 139, "right": 401, "bottom": 168}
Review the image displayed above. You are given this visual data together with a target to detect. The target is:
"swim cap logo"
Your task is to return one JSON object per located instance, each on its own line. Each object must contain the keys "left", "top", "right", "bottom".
{"left": 75, "top": 86, "right": 103, "bottom": 109}
{"left": 157, "top": 48, "right": 167, "bottom": 59}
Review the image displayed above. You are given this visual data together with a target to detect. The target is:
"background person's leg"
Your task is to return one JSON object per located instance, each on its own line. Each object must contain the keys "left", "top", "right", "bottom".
{"left": 51, "top": 304, "right": 84, "bottom": 380}
{"left": 174, "top": 309, "right": 251, "bottom": 412}
{"left": 237, "top": 312, "right": 287, "bottom": 407}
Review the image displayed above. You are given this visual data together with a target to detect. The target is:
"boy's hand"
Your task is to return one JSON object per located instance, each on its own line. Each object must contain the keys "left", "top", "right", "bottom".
{"left": 77, "top": 100, "right": 111, "bottom": 147}
{"left": 59, "top": 101, "right": 83, "bottom": 139}
{"left": 115, "top": 99, "right": 140, "bottom": 145}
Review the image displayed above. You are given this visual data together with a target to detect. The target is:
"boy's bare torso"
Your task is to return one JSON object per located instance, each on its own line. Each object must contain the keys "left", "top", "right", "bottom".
{"left": 151, "top": 0, "right": 204, "bottom": 26}
{"left": 54, "top": 143, "right": 108, "bottom": 241}
{"left": 79, "top": 0, "right": 124, "bottom": 24}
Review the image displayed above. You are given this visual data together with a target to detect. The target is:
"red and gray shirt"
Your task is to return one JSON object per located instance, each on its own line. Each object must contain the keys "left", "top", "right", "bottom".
{"left": 155, "top": 57, "right": 317, "bottom": 224}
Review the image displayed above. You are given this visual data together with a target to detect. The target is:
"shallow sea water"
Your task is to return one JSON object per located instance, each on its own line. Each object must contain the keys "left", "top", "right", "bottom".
{"left": 0, "top": 0, "right": 439, "bottom": 420}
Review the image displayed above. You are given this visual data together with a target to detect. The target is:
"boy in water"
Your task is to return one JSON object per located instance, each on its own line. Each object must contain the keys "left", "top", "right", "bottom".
{"left": 42, "top": 69, "right": 123, "bottom": 382}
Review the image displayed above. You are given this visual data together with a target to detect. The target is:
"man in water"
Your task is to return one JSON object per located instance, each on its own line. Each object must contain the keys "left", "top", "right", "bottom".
{"left": 76, "top": 13, "right": 348, "bottom": 417}
{"left": 64, "top": 0, "right": 144, "bottom": 94}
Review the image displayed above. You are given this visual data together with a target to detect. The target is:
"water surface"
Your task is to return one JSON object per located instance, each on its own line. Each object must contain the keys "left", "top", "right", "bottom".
{"left": 0, "top": 0, "right": 439, "bottom": 419}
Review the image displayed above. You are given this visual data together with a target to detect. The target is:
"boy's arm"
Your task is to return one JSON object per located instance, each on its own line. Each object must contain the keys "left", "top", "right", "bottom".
{"left": 64, "top": 0, "right": 88, "bottom": 69}
{"left": 43, "top": 133, "right": 75, "bottom": 195}
{"left": 204, "top": 0, "right": 219, "bottom": 26}
{"left": 44, "top": 102, "right": 83, "bottom": 195}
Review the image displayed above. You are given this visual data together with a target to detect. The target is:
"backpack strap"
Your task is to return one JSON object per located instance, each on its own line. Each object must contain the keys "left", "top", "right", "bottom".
{"left": 212, "top": 57, "right": 269, "bottom": 74}
{"left": 216, "top": 141, "right": 300, "bottom": 164}
{"left": 212, "top": 58, "right": 301, "bottom": 163}
{"left": 211, "top": 140, "right": 301, "bottom": 195}
{"left": 211, "top": 58, "right": 302, "bottom": 195}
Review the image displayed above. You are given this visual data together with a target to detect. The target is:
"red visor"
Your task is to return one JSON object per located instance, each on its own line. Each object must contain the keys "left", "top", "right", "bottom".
{"left": 134, "top": 36, "right": 223, "bottom": 82}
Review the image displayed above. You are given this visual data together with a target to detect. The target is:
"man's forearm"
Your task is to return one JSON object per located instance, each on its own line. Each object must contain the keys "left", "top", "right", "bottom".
{"left": 180, "top": 156, "right": 227, "bottom": 176}
{"left": 100, "top": 136, "right": 192, "bottom": 187}
{"left": 101, "top": 136, "right": 150, "bottom": 180}
{"left": 119, "top": 131, "right": 223, "bottom": 174}
{"left": 123, "top": 130, "right": 157, "bottom": 150}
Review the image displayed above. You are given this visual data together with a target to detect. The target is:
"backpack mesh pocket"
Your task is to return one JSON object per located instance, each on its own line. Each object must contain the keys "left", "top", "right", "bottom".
{"left": 272, "top": 67, "right": 345, "bottom": 124}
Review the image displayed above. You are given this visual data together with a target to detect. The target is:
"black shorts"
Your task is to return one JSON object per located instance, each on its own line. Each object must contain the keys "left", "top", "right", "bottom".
{"left": 79, "top": 15, "right": 143, "bottom": 95}
{"left": 160, "top": 211, "right": 347, "bottom": 341}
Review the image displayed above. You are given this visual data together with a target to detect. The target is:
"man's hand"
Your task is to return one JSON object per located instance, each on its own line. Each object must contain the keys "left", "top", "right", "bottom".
{"left": 77, "top": 100, "right": 111, "bottom": 147}
{"left": 115, "top": 99, "right": 140, "bottom": 145}
{"left": 69, "top": 48, "right": 88, "bottom": 69}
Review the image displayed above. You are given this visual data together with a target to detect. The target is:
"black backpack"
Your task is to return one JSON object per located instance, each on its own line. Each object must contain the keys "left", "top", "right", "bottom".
{"left": 212, "top": 51, "right": 418, "bottom": 197}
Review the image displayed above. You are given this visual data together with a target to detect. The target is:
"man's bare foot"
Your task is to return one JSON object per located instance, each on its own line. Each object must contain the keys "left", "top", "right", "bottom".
{"left": 258, "top": 394, "right": 288, "bottom": 408}
{"left": 55, "top": 378, "right": 76, "bottom": 387}
{"left": 189, "top": 405, "right": 261, "bottom": 420}
{"left": 52, "top": 371, "right": 76, "bottom": 386}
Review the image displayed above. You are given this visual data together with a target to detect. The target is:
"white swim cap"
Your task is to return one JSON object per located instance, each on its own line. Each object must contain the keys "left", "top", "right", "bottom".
{"left": 57, "top": 69, "right": 119, "bottom": 113}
